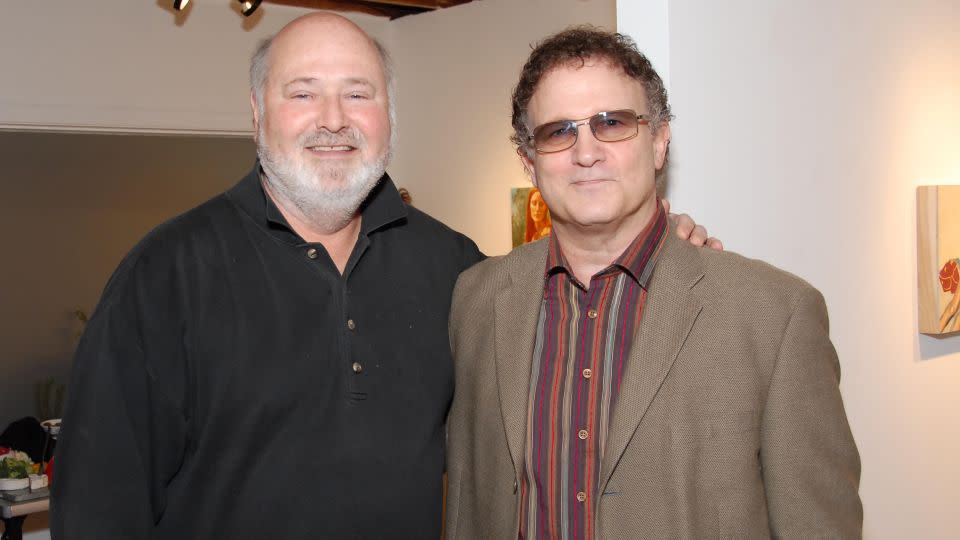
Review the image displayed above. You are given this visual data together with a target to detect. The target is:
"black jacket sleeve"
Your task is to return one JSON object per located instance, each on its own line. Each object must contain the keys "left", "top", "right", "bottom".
{"left": 51, "top": 246, "right": 189, "bottom": 539}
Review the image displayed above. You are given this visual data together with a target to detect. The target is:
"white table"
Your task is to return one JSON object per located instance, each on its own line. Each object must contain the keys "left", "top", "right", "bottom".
{"left": 0, "top": 492, "right": 49, "bottom": 540}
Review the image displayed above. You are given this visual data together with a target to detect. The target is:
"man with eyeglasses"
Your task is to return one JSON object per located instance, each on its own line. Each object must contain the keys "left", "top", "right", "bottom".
{"left": 445, "top": 27, "right": 862, "bottom": 539}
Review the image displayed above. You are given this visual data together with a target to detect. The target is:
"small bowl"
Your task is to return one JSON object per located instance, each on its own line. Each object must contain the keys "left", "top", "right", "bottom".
{"left": 29, "top": 474, "right": 48, "bottom": 489}
{"left": 0, "top": 477, "right": 29, "bottom": 491}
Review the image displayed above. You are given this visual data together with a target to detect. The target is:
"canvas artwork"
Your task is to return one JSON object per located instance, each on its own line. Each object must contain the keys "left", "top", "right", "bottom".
{"left": 511, "top": 186, "right": 552, "bottom": 248}
{"left": 917, "top": 185, "right": 960, "bottom": 335}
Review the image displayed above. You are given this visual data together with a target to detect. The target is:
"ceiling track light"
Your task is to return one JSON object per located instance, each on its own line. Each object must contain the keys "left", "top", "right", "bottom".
{"left": 238, "top": 0, "right": 263, "bottom": 17}
{"left": 173, "top": 0, "right": 190, "bottom": 10}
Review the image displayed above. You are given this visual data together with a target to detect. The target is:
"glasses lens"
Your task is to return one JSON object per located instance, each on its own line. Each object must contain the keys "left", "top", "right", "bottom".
{"left": 532, "top": 121, "right": 577, "bottom": 153}
{"left": 590, "top": 110, "right": 640, "bottom": 142}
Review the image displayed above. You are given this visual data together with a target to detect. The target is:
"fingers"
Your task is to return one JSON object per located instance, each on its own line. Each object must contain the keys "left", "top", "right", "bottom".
{"left": 687, "top": 224, "right": 709, "bottom": 246}
{"left": 671, "top": 212, "right": 701, "bottom": 242}
{"left": 705, "top": 237, "right": 724, "bottom": 251}
{"left": 665, "top": 201, "right": 725, "bottom": 251}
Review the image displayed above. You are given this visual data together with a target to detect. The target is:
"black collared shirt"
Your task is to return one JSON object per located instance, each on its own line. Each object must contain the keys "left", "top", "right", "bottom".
{"left": 52, "top": 164, "right": 483, "bottom": 539}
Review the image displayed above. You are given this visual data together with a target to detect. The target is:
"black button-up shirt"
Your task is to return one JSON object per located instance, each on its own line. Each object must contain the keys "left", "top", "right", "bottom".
{"left": 52, "top": 164, "right": 483, "bottom": 539}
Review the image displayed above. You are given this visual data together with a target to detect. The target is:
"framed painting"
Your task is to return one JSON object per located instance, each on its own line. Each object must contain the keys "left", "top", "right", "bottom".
{"left": 917, "top": 185, "right": 960, "bottom": 335}
{"left": 510, "top": 186, "right": 552, "bottom": 248}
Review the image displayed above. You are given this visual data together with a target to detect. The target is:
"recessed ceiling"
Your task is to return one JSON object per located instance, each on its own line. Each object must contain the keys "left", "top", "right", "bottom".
{"left": 265, "top": 0, "right": 476, "bottom": 19}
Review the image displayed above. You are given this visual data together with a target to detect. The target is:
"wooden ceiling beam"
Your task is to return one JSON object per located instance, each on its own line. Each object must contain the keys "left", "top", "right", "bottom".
{"left": 264, "top": 0, "right": 421, "bottom": 18}
{"left": 264, "top": 0, "right": 472, "bottom": 19}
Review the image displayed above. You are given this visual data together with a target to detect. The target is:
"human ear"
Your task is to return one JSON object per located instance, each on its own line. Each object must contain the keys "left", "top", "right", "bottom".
{"left": 517, "top": 147, "right": 539, "bottom": 187}
{"left": 653, "top": 123, "right": 671, "bottom": 170}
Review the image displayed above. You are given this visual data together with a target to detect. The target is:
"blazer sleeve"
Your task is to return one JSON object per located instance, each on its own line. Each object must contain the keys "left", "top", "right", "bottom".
{"left": 760, "top": 285, "right": 863, "bottom": 538}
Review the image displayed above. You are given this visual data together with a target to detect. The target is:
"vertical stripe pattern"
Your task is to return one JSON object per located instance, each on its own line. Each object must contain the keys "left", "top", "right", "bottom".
{"left": 519, "top": 205, "right": 668, "bottom": 540}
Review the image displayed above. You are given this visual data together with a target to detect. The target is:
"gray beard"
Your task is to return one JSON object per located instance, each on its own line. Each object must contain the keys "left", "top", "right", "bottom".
{"left": 257, "top": 128, "right": 390, "bottom": 235}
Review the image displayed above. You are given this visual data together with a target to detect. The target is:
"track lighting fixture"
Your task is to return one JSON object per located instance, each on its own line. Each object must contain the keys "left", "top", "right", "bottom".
{"left": 238, "top": 0, "right": 263, "bottom": 17}
{"left": 171, "top": 0, "right": 262, "bottom": 17}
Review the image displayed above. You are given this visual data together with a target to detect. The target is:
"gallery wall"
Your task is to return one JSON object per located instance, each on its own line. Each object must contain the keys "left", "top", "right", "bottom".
{"left": 620, "top": 0, "right": 960, "bottom": 537}
{"left": 0, "top": 2, "right": 388, "bottom": 133}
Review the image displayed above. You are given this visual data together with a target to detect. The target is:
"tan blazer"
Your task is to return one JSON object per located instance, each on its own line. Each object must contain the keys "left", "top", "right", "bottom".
{"left": 446, "top": 233, "right": 861, "bottom": 539}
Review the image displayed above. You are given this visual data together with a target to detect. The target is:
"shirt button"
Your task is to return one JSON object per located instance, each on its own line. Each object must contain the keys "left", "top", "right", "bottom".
{"left": 306, "top": 248, "right": 318, "bottom": 259}
{"left": 513, "top": 480, "right": 518, "bottom": 494}
{"left": 582, "top": 368, "right": 592, "bottom": 379}
{"left": 347, "top": 319, "right": 356, "bottom": 331}
{"left": 587, "top": 309, "right": 598, "bottom": 319}
{"left": 351, "top": 362, "right": 363, "bottom": 374}
{"left": 576, "top": 491, "right": 587, "bottom": 502}
{"left": 578, "top": 429, "right": 589, "bottom": 440}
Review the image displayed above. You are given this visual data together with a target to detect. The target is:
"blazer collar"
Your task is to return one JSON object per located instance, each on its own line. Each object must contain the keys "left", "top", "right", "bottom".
{"left": 493, "top": 239, "right": 550, "bottom": 478}
{"left": 599, "top": 232, "right": 706, "bottom": 490}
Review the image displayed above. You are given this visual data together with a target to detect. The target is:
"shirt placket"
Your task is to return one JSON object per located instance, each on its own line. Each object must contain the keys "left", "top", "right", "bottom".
{"left": 570, "top": 275, "right": 606, "bottom": 540}
{"left": 301, "top": 240, "right": 368, "bottom": 401}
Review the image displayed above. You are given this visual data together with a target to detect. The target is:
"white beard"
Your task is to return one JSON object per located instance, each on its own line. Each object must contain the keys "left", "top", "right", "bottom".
{"left": 257, "top": 126, "right": 390, "bottom": 234}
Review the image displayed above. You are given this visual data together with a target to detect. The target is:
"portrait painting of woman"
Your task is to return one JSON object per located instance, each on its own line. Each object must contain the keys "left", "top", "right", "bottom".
{"left": 511, "top": 186, "right": 553, "bottom": 247}
{"left": 524, "top": 187, "right": 552, "bottom": 242}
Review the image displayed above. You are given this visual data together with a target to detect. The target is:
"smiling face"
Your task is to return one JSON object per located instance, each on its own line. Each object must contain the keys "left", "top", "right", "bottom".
{"left": 252, "top": 14, "right": 392, "bottom": 233}
{"left": 521, "top": 58, "right": 670, "bottom": 238}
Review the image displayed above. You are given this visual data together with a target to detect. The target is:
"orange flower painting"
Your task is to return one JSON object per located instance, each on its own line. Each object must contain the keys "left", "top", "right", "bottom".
{"left": 917, "top": 185, "right": 960, "bottom": 335}
{"left": 939, "top": 259, "right": 959, "bottom": 294}
{"left": 938, "top": 258, "right": 960, "bottom": 332}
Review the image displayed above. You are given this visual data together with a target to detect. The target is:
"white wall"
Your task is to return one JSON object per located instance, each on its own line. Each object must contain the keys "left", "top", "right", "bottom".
{"left": 388, "top": 0, "right": 616, "bottom": 255}
{"left": 0, "top": 1, "right": 389, "bottom": 134}
{"left": 621, "top": 0, "right": 960, "bottom": 537}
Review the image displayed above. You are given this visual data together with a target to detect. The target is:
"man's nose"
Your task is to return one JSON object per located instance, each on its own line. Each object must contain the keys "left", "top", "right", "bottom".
{"left": 571, "top": 124, "right": 605, "bottom": 166}
{"left": 314, "top": 96, "right": 347, "bottom": 132}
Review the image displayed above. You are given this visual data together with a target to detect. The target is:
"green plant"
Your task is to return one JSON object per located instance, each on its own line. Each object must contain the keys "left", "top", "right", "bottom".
{"left": 0, "top": 454, "right": 33, "bottom": 479}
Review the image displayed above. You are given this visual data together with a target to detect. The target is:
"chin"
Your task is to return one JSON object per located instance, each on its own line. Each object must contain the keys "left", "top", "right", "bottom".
{"left": 566, "top": 207, "right": 619, "bottom": 226}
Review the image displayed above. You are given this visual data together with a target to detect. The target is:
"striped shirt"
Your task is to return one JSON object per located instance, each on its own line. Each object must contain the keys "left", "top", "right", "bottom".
{"left": 519, "top": 204, "right": 668, "bottom": 540}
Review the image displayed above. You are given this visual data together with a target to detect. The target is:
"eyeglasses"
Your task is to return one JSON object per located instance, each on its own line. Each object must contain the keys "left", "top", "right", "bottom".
{"left": 528, "top": 109, "right": 650, "bottom": 154}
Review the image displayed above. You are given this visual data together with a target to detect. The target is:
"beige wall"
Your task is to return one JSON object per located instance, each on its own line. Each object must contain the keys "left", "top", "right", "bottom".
{"left": 620, "top": 0, "right": 960, "bottom": 537}
{"left": 0, "top": 1, "right": 388, "bottom": 134}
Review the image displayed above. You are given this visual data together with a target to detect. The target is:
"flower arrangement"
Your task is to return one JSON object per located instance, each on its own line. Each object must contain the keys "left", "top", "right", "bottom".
{"left": 0, "top": 449, "right": 33, "bottom": 479}
{"left": 0, "top": 448, "right": 47, "bottom": 491}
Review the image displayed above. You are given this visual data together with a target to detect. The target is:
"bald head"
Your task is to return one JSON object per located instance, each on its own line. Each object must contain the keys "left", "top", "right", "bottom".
{"left": 249, "top": 13, "right": 396, "bottom": 137}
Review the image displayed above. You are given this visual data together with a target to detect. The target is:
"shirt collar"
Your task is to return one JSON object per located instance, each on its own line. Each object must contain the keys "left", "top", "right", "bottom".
{"left": 545, "top": 199, "right": 670, "bottom": 289}
{"left": 226, "top": 161, "right": 409, "bottom": 243}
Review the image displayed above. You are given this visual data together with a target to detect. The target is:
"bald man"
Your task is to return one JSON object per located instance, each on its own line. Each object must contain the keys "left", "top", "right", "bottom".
{"left": 52, "top": 13, "right": 714, "bottom": 539}
{"left": 52, "top": 14, "right": 482, "bottom": 538}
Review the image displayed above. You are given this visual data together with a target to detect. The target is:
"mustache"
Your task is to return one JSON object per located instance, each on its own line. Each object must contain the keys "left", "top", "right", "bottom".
{"left": 298, "top": 128, "right": 365, "bottom": 148}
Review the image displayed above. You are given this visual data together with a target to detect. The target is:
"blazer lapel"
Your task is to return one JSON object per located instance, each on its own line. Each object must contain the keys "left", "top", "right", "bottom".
{"left": 494, "top": 241, "right": 549, "bottom": 478}
{"left": 600, "top": 235, "right": 705, "bottom": 490}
